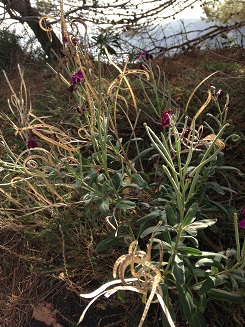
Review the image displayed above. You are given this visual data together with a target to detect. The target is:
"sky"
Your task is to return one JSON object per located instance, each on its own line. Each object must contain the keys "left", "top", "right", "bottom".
{"left": 1, "top": 1, "right": 206, "bottom": 32}
{"left": 1, "top": 0, "right": 206, "bottom": 53}
{"left": 176, "top": 1, "right": 204, "bottom": 20}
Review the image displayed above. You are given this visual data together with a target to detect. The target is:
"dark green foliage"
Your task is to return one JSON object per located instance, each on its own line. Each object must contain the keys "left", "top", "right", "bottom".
{"left": 0, "top": 29, "right": 24, "bottom": 70}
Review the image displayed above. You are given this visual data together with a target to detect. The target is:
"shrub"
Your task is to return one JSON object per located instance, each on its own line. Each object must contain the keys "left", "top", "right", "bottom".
{"left": 0, "top": 29, "right": 24, "bottom": 70}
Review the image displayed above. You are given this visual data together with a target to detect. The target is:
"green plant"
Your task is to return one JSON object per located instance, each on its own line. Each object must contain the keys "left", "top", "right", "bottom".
{"left": 76, "top": 70, "right": 244, "bottom": 326}
{"left": 0, "top": 29, "right": 24, "bottom": 70}
{"left": 0, "top": 2, "right": 244, "bottom": 326}
{"left": 91, "top": 28, "right": 122, "bottom": 56}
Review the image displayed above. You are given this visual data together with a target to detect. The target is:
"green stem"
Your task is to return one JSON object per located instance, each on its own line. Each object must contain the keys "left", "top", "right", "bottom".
{"left": 186, "top": 147, "right": 221, "bottom": 204}
{"left": 164, "top": 225, "right": 183, "bottom": 278}
{"left": 144, "top": 124, "right": 178, "bottom": 184}
{"left": 233, "top": 213, "right": 241, "bottom": 261}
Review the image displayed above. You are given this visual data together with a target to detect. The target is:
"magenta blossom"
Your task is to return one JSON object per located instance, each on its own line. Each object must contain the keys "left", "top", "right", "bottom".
{"left": 135, "top": 51, "right": 153, "bottom": 61}
{"left": 63, "top": 35, "right": 80, "bottom": 46}
{"left": 161, "top": 109, "right": 172, "bottom": 127}
{"left": 27, "top": 137, "right": 37, "bottom": 149}
{"left": 239, "top": 208, "right": 245, "bottom": 228}
{"left": 69, "top": 70, "right": 84, "bottom": 93}
{"left": 70, "top": 70, "right": 83, "bottom": 84}
{"left": 239, "top": 219, "right": 245, "bottom": 228}
{"left": 27, "top": 129, "right": 39, "bottom": 149}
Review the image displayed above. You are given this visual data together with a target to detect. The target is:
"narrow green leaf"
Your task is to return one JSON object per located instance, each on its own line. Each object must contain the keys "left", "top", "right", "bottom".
{"left": 121, "top": 183, "right": 140, "bottom": 190}
{"left": 229, "top": 272, "right": 245, "bottom": 283}
{"left": 112, "top": 172, "right": 122, "bottom": 190}
{"left": 195, "top": 258, "right": 225, "bottom": 269}
{"left": 185, "top": 228, "right": 198, "bottom": 236}
{"left": 133, "top": 210, "right": 163, "bottom": 226}
{"left": 203, "top": 182, "right": 225, "bottom": 195}
{"left": 182, "top": 202, "right": 199, "bottom": 228}
{"left": 140, "top": 225, "right": 173, "bottom": 238}
{"left": 173, "top": 254, "right": 185, "bottom": 284}
{"left": 230, "top": 269, "right": 245, "bottom": 275}
{"left": 195, "top": 258, "right": 211, "bottom": 267}
{"left": 106, "top": 45, "right": 117, "bottom": 55}
{"left": 207, "top": 288, "right": 243, "bottom": 304}
{"left": 214, "top": 166, "right": 242, "bottom": 173}
{"left": 179, "top": 247, "right": 202, "bottom": 256}
{"left": 194, "top": 268, "right": 207, "bottom": 278}
{"left": 189, "top": 312, "right": 207, "bottom": 327}
{"left": 211, "top": 265, "right": 219, "bottom": 274}
{"left": 229, "top": 275, "right": 239, "bottom": 292}
{"left": 198, "top": 294, "right": 207, "bottom": 313}
{"left": 132, "top": 146, "right": 154, "bottom": 163}
{"left": 122, "top": 137, "right": 143, "bottom": 148}
{"left": 165, "top": 203, "right": 177, "bottom": 225}
{"left": 116, "top": 199, "right": 136, "bottom": 210}
{"left": 220, "top": 186, "right": 237, "bottom": 194}
{"left": 96, "top": 235, "right": 127, "bottom": 252}
{"left": 183, "top": 257, "right": 198, "bottom": 281}
{"left": 207, "top": 199, "right": 230, "bottom": 217}
{"left": 154, "top": 238, "right": 172, "bottom": 250}
{"left": 198, "top": 276, "right": 216, "bottom": 295}
{"left": 176, "top": 283, "right": 197, "bottom": 320}
{"left": 131, "top": 174, "right": 148, "bottom": 189}
{"left": 185, "top": 219, "right": 217, "bottom": 232}
{"left": 180, "top": 235, "right": 199, "bottom": 248}
{"left": 200, "top": 251, "right": 227, "bottom": 259}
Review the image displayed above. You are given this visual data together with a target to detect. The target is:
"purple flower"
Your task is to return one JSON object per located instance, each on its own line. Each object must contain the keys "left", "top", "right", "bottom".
{"left": 63, "top": 35, "right": 79, "bottom": 46}
{"left": 135, "top": 51, "right": 153, "bottom": 61}
{"left": 239, "top": 219, "right": 245, "bottom": 228}
{"left": 70, "top": 70, "right": 83, "bottom": 84}
{"left": 69, "top": 70, "right": 84, "bottom": 93}
{"left": 241, "top": 208, "right": 245, "bottom": 216}
{"left": 161, "top": 109, "right": 172, "bottom": 127}
{"left": 216, "top": 89, "right": 224, "bottom": 99}
{"left": 27, "top": 137, "right": 37, "bottom": 149}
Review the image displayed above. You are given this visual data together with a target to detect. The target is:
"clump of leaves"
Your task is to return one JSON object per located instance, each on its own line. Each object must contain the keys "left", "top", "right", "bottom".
{"left": 91, "top": 28, "right": 122, "bottom": 56}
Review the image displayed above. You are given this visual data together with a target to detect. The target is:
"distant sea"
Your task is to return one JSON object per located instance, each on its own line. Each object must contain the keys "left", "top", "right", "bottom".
{"left": 119, "top": 18, "right": 245, "bottom": 57}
